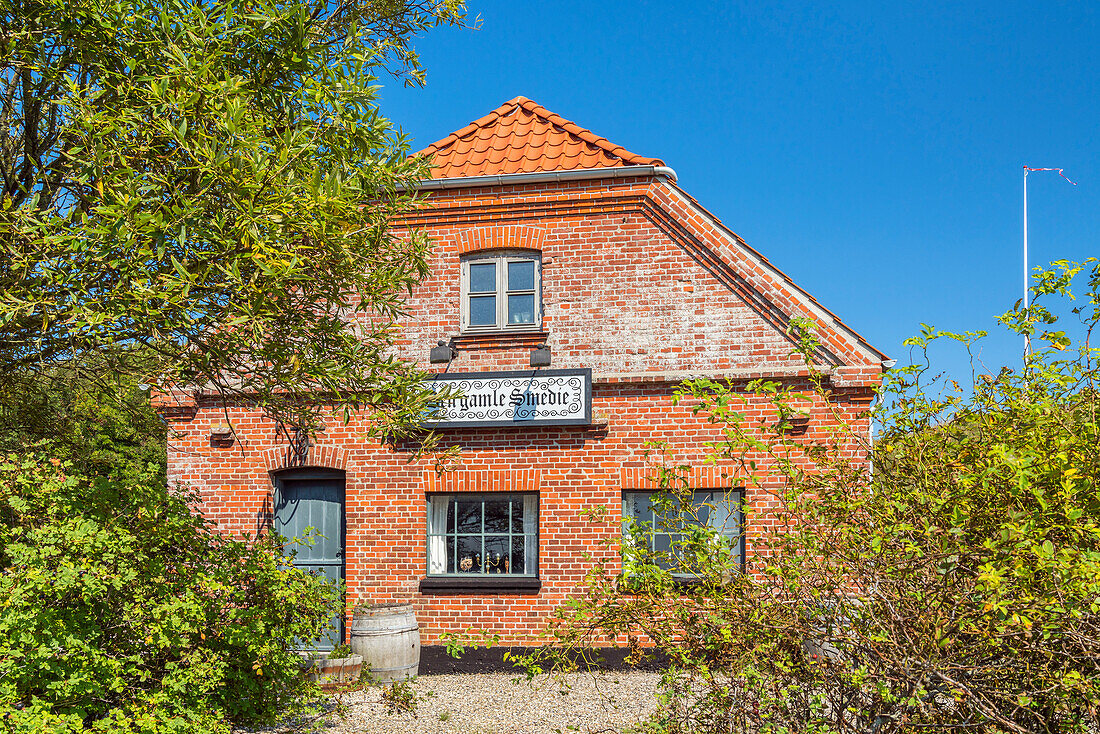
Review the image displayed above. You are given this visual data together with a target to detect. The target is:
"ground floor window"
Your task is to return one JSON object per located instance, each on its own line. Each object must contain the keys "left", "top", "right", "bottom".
{"left": 427, "top": 493, "right": 538, "bottom": 576}
{"left": 621, "top": 489, "right": 743, "bottom": 574}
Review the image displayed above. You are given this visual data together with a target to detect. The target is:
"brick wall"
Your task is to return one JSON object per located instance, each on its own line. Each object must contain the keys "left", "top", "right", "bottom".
{"left": 163, "top": 171, "right": 882, "bottom": 646}
{"left": 165, "top": 380, "right": 872, "bottom": 645}
{"left": 390, "top": 175, "right": 880, "bottom": 374}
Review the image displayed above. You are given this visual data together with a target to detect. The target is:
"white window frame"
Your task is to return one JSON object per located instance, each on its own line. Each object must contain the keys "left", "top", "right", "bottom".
{"left": 460, "top": 250, "right": 542, "bottom": 333}
{"left": 621, "top": 489, "right": 744, "bottom": 576}
{"left": 426, "top": 493, "right": 539, "bottom": 577}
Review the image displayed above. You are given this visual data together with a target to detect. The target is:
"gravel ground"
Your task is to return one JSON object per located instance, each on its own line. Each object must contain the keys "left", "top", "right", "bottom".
{"left": 244, "top": 672, "right": 662, "bottom": 734}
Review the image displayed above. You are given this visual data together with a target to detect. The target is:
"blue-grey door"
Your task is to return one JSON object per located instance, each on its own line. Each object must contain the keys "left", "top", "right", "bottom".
{"left": 274, "top": 471, "right": 345, "bottom": 650}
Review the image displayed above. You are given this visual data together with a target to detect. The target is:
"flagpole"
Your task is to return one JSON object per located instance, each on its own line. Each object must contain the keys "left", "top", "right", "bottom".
{"left": 1020, "top": 166, "right": 1076, "bottom": 362}
{"left": 1023, "top": 167, "right": 1030, "bottom": 358}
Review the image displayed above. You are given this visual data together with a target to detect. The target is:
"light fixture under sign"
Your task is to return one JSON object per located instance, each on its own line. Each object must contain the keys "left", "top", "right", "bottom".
{"left": 529, "top": 343, "right": 551, "bottom": 368}
{"left": 430, "top": 340, "right": 456, "bottom": 364}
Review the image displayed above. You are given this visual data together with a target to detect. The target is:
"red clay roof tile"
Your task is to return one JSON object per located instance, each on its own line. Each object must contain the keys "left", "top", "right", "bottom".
{"left": 417, "top": 96, "right": 664, "bottom": 179}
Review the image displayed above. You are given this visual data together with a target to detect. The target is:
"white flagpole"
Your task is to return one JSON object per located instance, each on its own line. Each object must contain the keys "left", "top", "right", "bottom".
{"left": 1023, "top": 167, "right": 1030, "bottom": 358}
{"left": 1020, "top": 166, "right": 1077, "bottom": 362}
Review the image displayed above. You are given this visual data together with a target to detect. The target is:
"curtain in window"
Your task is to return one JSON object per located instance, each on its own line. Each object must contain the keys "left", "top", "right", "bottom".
{"left": 523, "top": 494, "right": 538, "bottom": 574}
{"left": 428, "top": 495, "right": 449, "bottom": 574}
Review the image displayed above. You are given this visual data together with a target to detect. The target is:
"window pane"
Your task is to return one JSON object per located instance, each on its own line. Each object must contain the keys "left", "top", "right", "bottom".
{"left": 511, "top": 536, "right": 526, "bottom": 574}
{"left": 446, "top": 500, "right": 456, "bottom": 533}
{"left": 469, "top": 262, "right": 496, "bottom": 293}
{"left": 627, "top": 493, "right": 651, "bottom": 523}
{"left": 484, "top": 537, "right": 510, "bottom": 573}
{"left": 653, "top": 496, "right": 683, "bottom": 534}
{"left": 508, "top": 260, "right": 535, "bottom": 291}
{"left": 653, "top": 533, "right": 683, "bottom": 571}
{"left": 446, "top": 536, "right": 456, "bottom": 573}
{"left": 691, "top": 496, "right": 711, "bottom": 526}
{"left": 484, "top": 499, "right": 509, "bottom": 532}
{"left": 707, "top": 493, "right": 739, "bottom": 535}
{"left": 512, "top": 502, "right": 524, "bottom": 533}
{"left": 653, "top": 532, "right": 676, "bottom": 556}
{"left": 457, "top": 536, "right": 482, "bottom": 573}
{"left": 469, "top": 295, "right": 497, "bottom": 326}
{"left": 508, "top": 294, "right": 535, "bottom": 324}
{"left": 455, "top": 500, "right": 481, "bottom": 533}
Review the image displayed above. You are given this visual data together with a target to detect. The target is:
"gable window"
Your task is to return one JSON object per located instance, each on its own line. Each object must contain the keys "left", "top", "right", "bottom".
{"left": 461, "top": 251, "right": 541, "bottom": 332}
{"left": 622, "top": 490, "right": 743, "bottom": 575}
{"left": 427, "top": 493, "right": 538, "bottom": 576}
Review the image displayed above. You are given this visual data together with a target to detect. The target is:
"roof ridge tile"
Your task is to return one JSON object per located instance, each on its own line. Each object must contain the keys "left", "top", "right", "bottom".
{"left": 417, "top": 96, "right": 664, "bottom": 179}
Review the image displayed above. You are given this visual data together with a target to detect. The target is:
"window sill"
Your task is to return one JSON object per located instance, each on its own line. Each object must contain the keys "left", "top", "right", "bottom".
{"left": 453, "top": 330, "right": 549, "bottom": 351}
{"left": 419, "top": 576, "right": 542, "bottom": 595}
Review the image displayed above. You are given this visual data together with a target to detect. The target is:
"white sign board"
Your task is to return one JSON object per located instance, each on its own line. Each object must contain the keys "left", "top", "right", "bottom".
{"left": 424, "top": 369, "right": 591, "bottom": 428}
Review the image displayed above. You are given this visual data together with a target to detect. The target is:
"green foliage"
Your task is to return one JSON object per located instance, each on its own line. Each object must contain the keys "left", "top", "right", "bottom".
{"left": 328, "top": 643, "right": 354, "bottom": 660}
{"left": 0, "top": 352, "right": 165, "bottom": 481}
{"left": 0, "top": 1, "right": 465, "bottom": 730}
{"left": 1, "top": 0, "right": 466, "bottom": 431}
{"left": 523, "top": 262, "right": 1100, "bottom": 733}
{"left": 0, "top": 454, "right": 342, "bottom": 732}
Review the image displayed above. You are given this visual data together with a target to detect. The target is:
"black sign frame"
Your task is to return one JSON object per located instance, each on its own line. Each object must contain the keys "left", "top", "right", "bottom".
{"left": 424, "top": 368, "right": 592, "bottom": 429}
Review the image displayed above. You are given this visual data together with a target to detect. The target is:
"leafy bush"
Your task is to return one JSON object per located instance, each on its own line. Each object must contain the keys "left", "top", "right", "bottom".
{"left": 0, "top": 456, "right": 341, "bottom": 733}
{"left": 525, "top": 261, "right": 1100, "bottom": 734}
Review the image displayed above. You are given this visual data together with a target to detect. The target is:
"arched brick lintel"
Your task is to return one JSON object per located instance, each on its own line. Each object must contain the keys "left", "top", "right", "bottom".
{"left": 457, "top": 225, "right": 545, "bottom": 255}
{"left": 263, "top": 444, "right": 349, "bottom": 474}
{"left": 423, "top": 469, "right": 541, "bottom": 493}
{"left": 620, "top": 465, "right": 740, "bottom": 490}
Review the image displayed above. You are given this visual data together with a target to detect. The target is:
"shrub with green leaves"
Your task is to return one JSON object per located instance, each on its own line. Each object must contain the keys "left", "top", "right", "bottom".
{"left": 0, "top": 456, "right": 341, "bottom": 733}
{"left": 524, "top": 260, "right": 1100, "bottom": 734}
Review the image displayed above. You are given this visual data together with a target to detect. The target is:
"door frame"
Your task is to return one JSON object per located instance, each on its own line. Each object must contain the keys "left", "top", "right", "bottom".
{"left": 271, "top": 468, "right": 347, "bottom": 650}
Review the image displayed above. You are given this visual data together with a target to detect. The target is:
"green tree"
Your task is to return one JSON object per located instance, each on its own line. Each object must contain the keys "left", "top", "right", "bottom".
{"left": 1, "top": 0, "right": 465, "bottom": 430}
{"left": 525, "top": 262, "right": 1100, "bottom": 733}
{"left": 0, "top": 1, "right": 465, "bottom": 730}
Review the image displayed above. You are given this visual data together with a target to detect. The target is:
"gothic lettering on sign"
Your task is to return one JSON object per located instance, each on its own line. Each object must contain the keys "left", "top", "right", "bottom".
{"left": 424, "top": 369, "right": 592, "bottom": 427}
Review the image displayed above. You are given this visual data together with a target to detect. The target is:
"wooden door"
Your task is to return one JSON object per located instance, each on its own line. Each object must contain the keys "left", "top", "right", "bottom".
{"left": 274, "top": 471, "right": 345, "bottom": 650}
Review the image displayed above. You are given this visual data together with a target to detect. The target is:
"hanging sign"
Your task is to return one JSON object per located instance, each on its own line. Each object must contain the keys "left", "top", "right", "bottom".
{"left": 424, "top": 369, "right": 591, "bottom": 428}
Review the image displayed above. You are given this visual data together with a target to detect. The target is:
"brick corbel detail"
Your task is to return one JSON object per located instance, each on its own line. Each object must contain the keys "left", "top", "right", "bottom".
{"left": 263, "top": 444, "right": 349, "bottom": 473}
{"left": 423, "top": 469, "right": 541, "bottom": 493}
{"left": 457, "top": 225, "right": 545, "bottom": 255}
{"left": 620, "top": 465, "right": 739, "bottom": 490}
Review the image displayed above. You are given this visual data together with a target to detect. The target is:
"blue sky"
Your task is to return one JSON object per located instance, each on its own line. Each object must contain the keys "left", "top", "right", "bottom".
{"left": 378, "top": 1, "right": 1099, "bottom": 383}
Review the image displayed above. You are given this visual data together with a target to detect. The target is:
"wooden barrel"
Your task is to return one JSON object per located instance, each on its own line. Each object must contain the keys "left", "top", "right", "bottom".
{"left": 350, "top": 604, "right": 420, "bottom": 683}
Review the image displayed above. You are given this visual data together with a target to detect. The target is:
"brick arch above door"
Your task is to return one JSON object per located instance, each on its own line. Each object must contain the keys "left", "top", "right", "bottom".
{"left": 263, "top": 444, "right": 349, "bottom": 473}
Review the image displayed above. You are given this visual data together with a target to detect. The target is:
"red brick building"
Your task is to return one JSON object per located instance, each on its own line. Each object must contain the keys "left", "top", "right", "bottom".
{"left": 163, "top": 97, "right": 888, "bottom": 654}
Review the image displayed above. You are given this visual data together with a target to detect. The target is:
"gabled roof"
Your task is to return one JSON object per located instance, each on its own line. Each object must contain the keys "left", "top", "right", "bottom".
{"left": 417, "top": 96, "right": 664, "bottom": 179}
{"left": 407, "top": 98, "right": 889, "bottom": 371}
